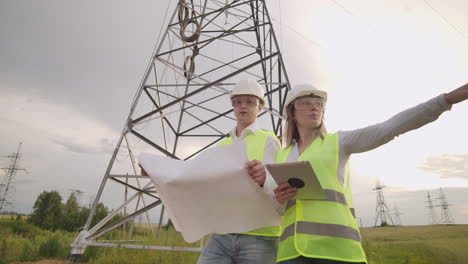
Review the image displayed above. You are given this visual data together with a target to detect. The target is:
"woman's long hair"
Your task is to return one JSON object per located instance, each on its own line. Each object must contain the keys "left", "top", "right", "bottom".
{"left": 284, "top": 100, "right": 327, "bottom": 147}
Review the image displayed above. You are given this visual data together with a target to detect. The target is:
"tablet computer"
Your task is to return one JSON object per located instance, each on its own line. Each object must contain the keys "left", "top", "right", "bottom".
{"left": 266, "top": 161, "right": 326, "bottom": 200}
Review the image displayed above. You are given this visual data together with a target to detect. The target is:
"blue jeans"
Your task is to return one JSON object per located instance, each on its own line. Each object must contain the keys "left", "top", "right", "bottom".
{"left": 197, "top": 233, "right": 278, "bottom": 264}
{"left": 279, "top": 256, "right": 366, "bottom": 264}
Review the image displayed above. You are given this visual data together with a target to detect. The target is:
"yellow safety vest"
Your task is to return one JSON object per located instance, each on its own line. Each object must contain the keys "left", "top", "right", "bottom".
{"left": 276, "top": 133, "right": 367, "bottom": 263}
{"left": 218, "top": 129, "right": 281, "bottom": 237}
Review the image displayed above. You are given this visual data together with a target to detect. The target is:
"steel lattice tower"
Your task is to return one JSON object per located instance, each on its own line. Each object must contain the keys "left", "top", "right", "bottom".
{"left": 425, "top": 191, "right": 438, "bottom": 225}
{"left": 0, "top": 142, "right": 26, "bottom": 214}
{"left": 392, "top": 204, "right": 402, "bottom": 226}
{"left": 71, "top": 0, "right": 291, "bottom": 257}
{"left": 436, "top": 188, "right": 455, "bottom": 225}
{"left": 373, "top": 184, "right": 394, "bottom": 226}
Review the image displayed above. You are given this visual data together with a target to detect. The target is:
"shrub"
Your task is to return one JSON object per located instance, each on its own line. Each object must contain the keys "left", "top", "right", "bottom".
{"left": 20, "top": 239, "right": 37, "bottom": 261}
{"left": 39, "top": 235, "right": 60, "bottom": 257}
{"left": 82, "top": 245, "right": 104, "bottom": 261}
{"left": 0, "top": 238, "right": 7, "bottom": 264}
{"left": 11, "top": 221, "right": 42, "bottom": 237}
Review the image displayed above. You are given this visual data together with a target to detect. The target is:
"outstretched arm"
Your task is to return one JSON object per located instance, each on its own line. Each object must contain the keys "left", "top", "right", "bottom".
{"left": 444, "top": 82, "right": 468, "bottom": 104}
{"left": 340, "top": 82, "right": 468, "bottom": 155}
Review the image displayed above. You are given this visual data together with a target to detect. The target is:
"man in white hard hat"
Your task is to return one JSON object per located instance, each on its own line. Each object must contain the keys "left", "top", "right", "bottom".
{"left": 196, "top": 79, "right": 281, "bottom": 264}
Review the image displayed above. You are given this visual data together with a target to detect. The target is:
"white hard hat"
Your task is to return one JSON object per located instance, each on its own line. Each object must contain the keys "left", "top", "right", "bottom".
{"left": 284, "top": 84, "right": 328, "bottom": 109}
{"left": 230, "top": 79, "right": 265, "bottom": 104}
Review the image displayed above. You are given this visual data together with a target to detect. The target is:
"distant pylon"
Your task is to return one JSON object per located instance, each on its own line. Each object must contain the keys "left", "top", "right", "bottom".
{"left": 425, "top": 191, "right": 438, "bottom": 225}
{"left": 373, "top": 183, "right": 394, "bottom": 226}
{"left": 0, "top": 142, "right": 27, "bottom": 213}
{"left": 436, "top": 188, "right": 455, "bottom": 225}
{"left": 392, "top": 204, "right": 403, "bottom": 226}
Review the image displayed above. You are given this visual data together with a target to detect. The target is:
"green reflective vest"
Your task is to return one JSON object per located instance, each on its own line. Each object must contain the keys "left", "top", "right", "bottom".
{"left": 218, "top": 129, "right": 281, "bottom": 237}
{"left": 276, "top": 133, "right": 367, "bottom": 263}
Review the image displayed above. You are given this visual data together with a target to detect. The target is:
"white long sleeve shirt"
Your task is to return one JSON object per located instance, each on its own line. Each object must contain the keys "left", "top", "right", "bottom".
{"left": 227, "top": 122, "right": 281, "bottom": 208}
{"left": 287, "top": 94, "right": 452, "bottom": 186}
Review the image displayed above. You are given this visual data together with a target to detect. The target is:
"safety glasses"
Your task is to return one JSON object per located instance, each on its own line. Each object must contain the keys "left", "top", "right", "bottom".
{"left": 294, "top": 97, "right": 324, "bottom": 110}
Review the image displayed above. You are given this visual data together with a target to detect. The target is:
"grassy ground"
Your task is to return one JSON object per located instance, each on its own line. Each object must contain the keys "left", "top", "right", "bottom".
{"left": 2, "top": 217, "right": 468, "bottom": 264}
{"left": 361, "top": 225, "right": 468, "bottom": 264}
{"left": 81, "top": 226, "right": 202, "bottom": 264}
{"left": 81, "top": 224, "right": 468, "bottom": 264}
{"left": 0, "top": 214, "right": 29, "bottom": 220}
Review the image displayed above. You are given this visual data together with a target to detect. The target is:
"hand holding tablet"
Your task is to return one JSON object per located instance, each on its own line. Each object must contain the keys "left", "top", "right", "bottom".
{"left": 266, "top": 161, "right": 326, "bottom": 200}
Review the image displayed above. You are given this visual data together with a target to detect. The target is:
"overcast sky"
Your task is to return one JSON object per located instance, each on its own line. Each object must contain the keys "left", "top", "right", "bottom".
{"left": 1, "top": 0, "right": 467, "bottom": 227}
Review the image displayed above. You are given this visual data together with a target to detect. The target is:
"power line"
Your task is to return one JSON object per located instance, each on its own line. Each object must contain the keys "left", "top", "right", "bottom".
{"left": 268, "top": 7, "right": 328, "bottom": 50}
{"left": 329, "top": 0, "right": 381, "bottom": 37}
{"left": 422, "top": 0, "right": 468, "bottom": 41}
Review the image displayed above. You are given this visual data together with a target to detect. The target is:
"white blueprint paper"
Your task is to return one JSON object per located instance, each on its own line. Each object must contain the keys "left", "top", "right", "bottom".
{"left": 139, "top": 142, "right": 281, "bottom": 243}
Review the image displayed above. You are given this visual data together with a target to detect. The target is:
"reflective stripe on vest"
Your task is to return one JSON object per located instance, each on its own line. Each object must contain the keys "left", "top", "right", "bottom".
{"left": 219, "top": 129, "right": 280, "bottom": 237}
{"left": 286, "top": 189, "right": 347, "bottom": 210}
{"left": 280, "top": 222, "right": 362, "bottom": 243}
{"left": 285, "top": 189, "right": 356, "bottom": 218}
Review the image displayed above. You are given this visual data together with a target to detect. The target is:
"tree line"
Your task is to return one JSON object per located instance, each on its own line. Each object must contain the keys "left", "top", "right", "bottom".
{"left": 29, "top": 190, "right": 113, "bottom": 232}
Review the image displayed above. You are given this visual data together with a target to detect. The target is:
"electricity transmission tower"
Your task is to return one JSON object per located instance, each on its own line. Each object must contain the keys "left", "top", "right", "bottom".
{"left": 392, "top": 204, "right": 403, "bottom": 226}
{"left": 373, "top": 183, "right": 394, "bottom": 226}
{"left": 425, "top": 191, "right": 438, "bottom": 225}
{"left": 436, "top": 188, "right": 455, "bottom": 225}
{"left": 0, "top": 142, "right": 27, "bottom": 214}
{"left": 71, "top": 0, "right": 290, "bottom": 257}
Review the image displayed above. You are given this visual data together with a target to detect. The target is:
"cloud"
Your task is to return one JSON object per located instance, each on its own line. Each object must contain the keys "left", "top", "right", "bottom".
{"left": 49, "top": 136, "right": 116, "bottom": 154}
{"left": 417, "top": 154, "right": 468, "bottom": 179}
{"left": 0, "top": 91, "right": 120, "bottom": 155}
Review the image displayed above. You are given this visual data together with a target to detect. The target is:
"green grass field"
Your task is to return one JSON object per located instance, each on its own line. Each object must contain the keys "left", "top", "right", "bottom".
{"left": 87, "top": 225, "right": 468, "bottom": 264}
{"left": 361, "top": 225, "right": 468, "bottom": 264}
{"left": 1, "top": 218, "right": 467, "bottom": 264}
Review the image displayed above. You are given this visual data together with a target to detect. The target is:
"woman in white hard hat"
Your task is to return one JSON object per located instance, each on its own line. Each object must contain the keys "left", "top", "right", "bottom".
{"left": 273, "top": 83, "right": 468, "bottom": 264}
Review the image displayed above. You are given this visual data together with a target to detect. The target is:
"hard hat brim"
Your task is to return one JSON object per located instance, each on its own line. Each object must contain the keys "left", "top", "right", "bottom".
{"left": 230, "top": 94, "right": 265, "bottom": 105}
